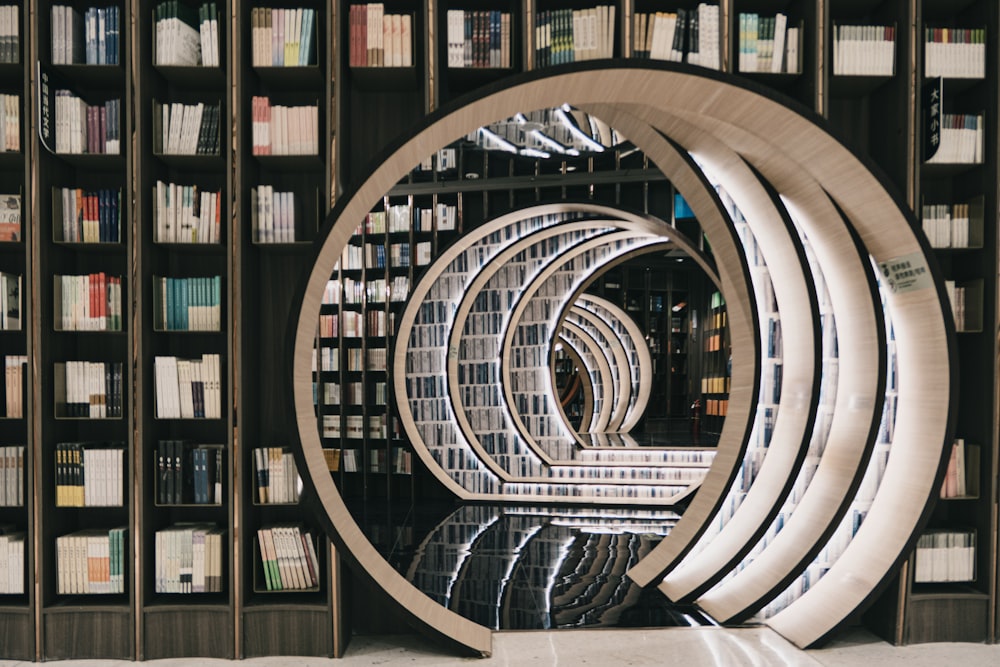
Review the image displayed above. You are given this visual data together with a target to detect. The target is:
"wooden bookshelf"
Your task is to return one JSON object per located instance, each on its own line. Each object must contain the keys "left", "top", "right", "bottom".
{"left": 234, "top": 0, "right": 338, "bottom": 658}
{"left": 0, "top": 0, "right": 992, "bottom": 660}
{"left": 33, "top": 1, "right": 134, "bottom": 659}
{"left": 0, "top": 2, "right": 29, "bottom": 661}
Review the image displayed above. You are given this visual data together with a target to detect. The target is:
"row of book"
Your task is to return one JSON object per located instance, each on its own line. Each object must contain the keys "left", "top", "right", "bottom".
{"left": 55, "top": 361, "right": 123, "bottom": 419}
{"left": 315, "top": 345, "right": 338, "bottom": 372}
{"left": 926, "top": 113, "right": 983, "bottom": 164}
{"left": 344, "top": 242, "right": 418, "bottom": 270}
{"left": 154, "top": 1, "right": 220, "bottom": 67}
{"left": 2, "top": 355, "right": 25, "bottom": 418}
{"left": 921, "top": 202, "right": 978, "bottom": 249}
{"left": 54, "top": 272, "right": 123, "bottom": 331}
{"left": 0, "top": 446, "right": 23, "bottom": 507}
{"left": 445, "top": 10, "right": 511, "bottom": 70}
{"left": 944, "top": 280, "right": 970, "bottom": 332}
{"left": 415, "top": 147, "right": 457, "bottom": 172}
{"left": 153, "top": 181, "right": 222, "bottom": 244}
{"left": 941, "top": 439, "right": 979, "bottom": 500}
{"left": 0, "top": 192, "right": 18, "bottom": 241}
{"left": 738, "top": 13, "right": 801, "bottom": 74}
{"left": 152, "top": 100, "right": 221, "bottom": 156}
{"left": 705, "top": 398, "right": 728, "bottom": 417}
{"left": 253, "top": 447, "right": 301, "bottom": 505}
{"left": 0, "top": 93, "right": 18, "bottom": 152}
{"left": 633, "top": 4, "right": 721, "bottom": 70}
{"left": 0, "top": 5, "right": 17, "bottom": 64}
{"left": 389, "top": 243, "right": 410, "bottom": 267}
{"left": 53, "top": 93, "right": 120, "bottom": 155}
{"left": 56, "top": 527, "right": 127, "bottom": 594}
{"left": 50, "top": 4, "right": 120, "bottom": 65}
{"left": 534, "top": 6, "right": 616, "bottom": 67}
{"left": 251, "top": 186, "right": 297, "bottom": 243}
{"left": 924, "top": 28, "right": 986, "bottom": 79}
{"left": 256, "top": 524, "right": 318, "bottom": 591}
{"left": 832, "top": 25, "right": 895, "bottom": 76}
{"left": 348, "top": 3, "right": 413, "bottom": 68}
{"left": 912, "top": 530, "right": 976, "bottom": 583}
{"left": 700, "top": 376, "right": 729, "bottom": 394}
{"left": 339, "top": 277, "right": 408, "bottom": 305}
{"left": 0, "top": 271, "right": 19, "bottom": 330}
{"left": 54, "top": 443, "right": 123, "bottom": 507}
{"left": 318, "top": 313, "right": 338, "bottom": 338}
{"left": 153, "top": 275, "right": 222, "bottom": 332}
{"left": 330, "top": 447, "right": 409, "bottom": 474}
{"left": 250, "top": 96, "right": 319, "bottom": 156}
{"left": 153, "top": 354, "right": 222, "bottom": 419}
{"left": 54, "top": 187, "right": 120, "bottom": 244}
{"left": 249, "top": 6, "right": 317, "bottom": 67}
{"left": 0, "top": 528, "right": 23, "bottom": 593}
{"left": 156, "top": 440, "right": 222, "bottom": 505}
{"left": 155, "top": 523, "right": 225, "bottom": 593}
{"left": 417, "top": 204, "right": 458, "bottom": 231}
{"left": 366, "top": 446, "right": 406, "bottom": 473}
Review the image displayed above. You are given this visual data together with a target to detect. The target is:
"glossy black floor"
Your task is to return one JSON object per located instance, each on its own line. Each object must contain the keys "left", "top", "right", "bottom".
{"left": 347, "top": 418, "right": 717, "bottom": 631}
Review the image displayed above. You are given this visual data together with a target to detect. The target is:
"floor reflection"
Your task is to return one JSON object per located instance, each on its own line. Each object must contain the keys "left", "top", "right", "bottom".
{"left": 348, "top": 418, "right": 717, "bottom": 630}
{"left": 355, "top": 501, "right": 709, "bottom": 631}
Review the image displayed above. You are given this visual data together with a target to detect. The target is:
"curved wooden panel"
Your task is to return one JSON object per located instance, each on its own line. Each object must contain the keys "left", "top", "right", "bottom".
{"left": 565, "top": 306, "right": 631, "bottom": 431}
{"left": 447, "top": 220, "right": 619, "bottom": 475}
{"left": 554, "top": 335, "right": 595, "bottom": 430}
{"left": 647, "top": 145, "right": 821, "bottom": 605}
{"left": 580, "top": 67, "right": 951, "bottom": 646}
{"left": 559, "top": 320, "right": 615, "bottom": 432}
{"left": 575, "top": 294, "right": 655, "bottom": 433}
{"left": 448, "top": 221, "right": 627, "bottom": 465}
{"left": 696, "top": 183, "right": 883, "bottom": 624}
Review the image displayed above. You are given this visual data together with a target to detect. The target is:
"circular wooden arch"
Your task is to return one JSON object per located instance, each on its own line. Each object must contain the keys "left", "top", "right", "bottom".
{"left": 288, "top": 64, "right": 955, "bottom": 655}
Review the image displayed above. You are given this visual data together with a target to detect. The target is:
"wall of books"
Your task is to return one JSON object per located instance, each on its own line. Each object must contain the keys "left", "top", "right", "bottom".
{"left": 0, "top": 0, "right": 996, "bottom": 661}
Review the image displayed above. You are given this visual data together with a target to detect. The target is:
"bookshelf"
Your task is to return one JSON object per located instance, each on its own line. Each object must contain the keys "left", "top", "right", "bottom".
{"left": 135, "top": 0, "right": 232, "bottom": 659}
{"left": 860, "top": 0, "right": 998, "bottom": 646}
{"left": 0, "top": 2, "right": 27, "bottom": 660}
{"left": 0, "top": 0, "right": 994, "bottom": 661}
{"left": 235, "top": 0, "right": 340, "bottom": 658}
{"left": 33, "top": 1, "right": 133, "bottom": 659}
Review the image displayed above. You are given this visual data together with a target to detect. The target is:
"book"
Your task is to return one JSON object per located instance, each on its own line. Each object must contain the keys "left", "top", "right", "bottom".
{"left": 349, "top": 4, "right": 412, "bottom": 68}
{"left": 53, "top": 272, "right": 122, "bottom": 331}
{"left": 154, "top": 354, "right": 221, "bottom": 419}
{"left": 0, "top": 93, "right": 19, "bottom": 153}
{"left": 0, "top": 5, "right": 18, "bottom": 65}
{"left": 155, "top": 523, "right": 223, "bottom": 592}
{"left": 54, "top": 361, "right": 122, "bottom": 419}
{"left": 54, "top": 442, "right": 124, "bottom": 507}
{"left": 153, "top": 99, "right": 220, "bottom": 155}
{"left": 253, "top": 447, "right": 302, "bottom": 504}
{"left": 251, "top": 96, "right": 318, "bottom": 155}
{"left": 55, "top": 527, "right": 126, "bottom": 594}
{"left": 256, "top": 524, "right": 318, "bottom": 591}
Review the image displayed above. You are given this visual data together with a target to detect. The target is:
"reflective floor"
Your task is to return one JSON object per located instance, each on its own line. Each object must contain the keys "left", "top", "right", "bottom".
{"left": 350, "top": 417, "right": 720, "bottom": 631}
{"left": 5, "top": 627, "right": 997, "bottom": 666}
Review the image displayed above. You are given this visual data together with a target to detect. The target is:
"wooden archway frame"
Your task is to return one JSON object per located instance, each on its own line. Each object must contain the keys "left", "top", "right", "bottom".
{"left": 288, "top": 65, "right": 954, "bottom": 655}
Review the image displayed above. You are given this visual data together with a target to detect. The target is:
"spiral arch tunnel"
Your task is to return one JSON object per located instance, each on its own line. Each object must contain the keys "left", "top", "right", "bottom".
{"left": 289, "top": 65, "right": 956, "bottom": 656}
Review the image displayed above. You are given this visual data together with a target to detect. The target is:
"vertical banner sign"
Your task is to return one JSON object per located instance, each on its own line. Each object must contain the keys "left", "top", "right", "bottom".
{"left": 36, "top": 62, "right": 54, "bottom": 153}
{"left": 922, "top": 77, "right": 943, "bottom": 162}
